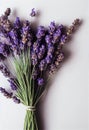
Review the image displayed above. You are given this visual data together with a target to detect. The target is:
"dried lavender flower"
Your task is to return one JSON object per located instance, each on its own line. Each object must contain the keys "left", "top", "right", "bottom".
{"left": 8, "top": 78, "right": 17, "bottom": 90}
{"left": 0, "top": 64, "right": 10, "bottom": 77}
{"left": 4, "top": 8, "right": 11, "bottom": 16}
{"left": 36, "top": 26, "right": 46, "bottom": 39}
{"left": 37, "top": 78, "right": 44, "bottom": 86}
{"left": 61, "top": 35, "right": 68, "bottom": 43}
{"left": 0, "top": 42, "right": 10, "bottom": 57}
{"left": 32, "top": 69, "right": 38, "bottom": 80}
{"left": 49, "top": 64, "right": 56, "bottom": 75}
{"left": 30, "top": 8, "right": 36, "bottom": 17}
{"left": 39, "top": 59, "right": 46, "bottom": 71}
{"left": 55, "top": 53, "right": 64, "bottom": 67}
{"left": 45, "top": 35, "right": 52, "bottom": 43}
{"left": 0, "top": 87, "right": 13, "bottom": 98}
{"left": 14, "top": 17, "right": 21, "bottom": 29}
{"left": 48, "top": 21, "right": 56, "bottom": 34}
{"left": 12, "top": 96, "right": 20, "bottom": 104}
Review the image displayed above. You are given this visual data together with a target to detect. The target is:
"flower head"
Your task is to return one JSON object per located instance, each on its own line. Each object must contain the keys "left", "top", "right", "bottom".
{"left": 61, "top": 35, "right": 67, "bottom": 43}
{"left": 45, "top": 55, "right": 53, "bottom": 64}
{"left": 30, "top": 8, "right": 36, "bottom": 17}
{"left": 48, "top": 21, "right": 56, "bottom": 34}
{"left": 14, "top": 17, "right": 21, "bottom": 29}
{"left": 36, "top": 26, "right": 46, "bottom": 39}
{"left": 0, "top": 43, "right": 10, "bottom": 57}
{"left": 52, "top": 30, "right": 61, "bottom": 43}
{"left": 32, "top": 69, "right": 38, "bottom": 80}
{"left": 45, "top": 35, "right": 52, "bottom": 43}
{"left": 39, "top": 59, "right": 46, "bottom": 71}
{"left": 0, "top": 64, "right": 10, "bottom": 77}
{"left": 4, "top": 8, "right": 11, "bottom": 16}
{"left": 0, "top": 87, "right": 13, "bottom": 98}
{"left": 37, "top": 78, "right": 44, "bottom": 86}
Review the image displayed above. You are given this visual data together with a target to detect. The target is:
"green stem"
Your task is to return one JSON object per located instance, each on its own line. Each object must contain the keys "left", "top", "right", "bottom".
{"left": 24, "top": 110, "right": 38, "bottom": 130}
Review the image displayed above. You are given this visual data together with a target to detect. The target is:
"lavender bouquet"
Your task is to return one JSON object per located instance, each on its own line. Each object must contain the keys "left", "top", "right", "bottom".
{"left": 0, "top": 8, "right": 80, "bottom": 130}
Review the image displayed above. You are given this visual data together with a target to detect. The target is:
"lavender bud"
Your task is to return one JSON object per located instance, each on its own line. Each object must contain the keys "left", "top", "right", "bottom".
{"left": 14, "top": 17, "right": 21, "bottom": 29}
{"left": 45, "top": 35, "right": 52, "bottom": 43}
{"left": 0, "top": 43, "right": 10, "bottom": 57}
{"left": 5, "top": 8, "right": 11, "bottom": 16}
{"left": 0, "top": 64, "right": 10, "bottom": 77}
{"left": 12, "top": 96, "right": 20, "bottom": 104}
{"left": 38, "top": 45, "right": 46, "bottom": 59}
{"left": 33, "top": 42, "right": 39, "bottom": 53}
{"left": 31, "top": 51, "right": 37, "bottom": 60}
{"left": 57, "top": 53, "right": 64, "bottom": 62}
{"left": 47, "top": 46, "right": 54, "bottom": 55}
{"left": 48, "top": 21, "right": 56, "bottom": 34}
{"left": 61, "top": 35, "right": 67, "bottom": 43}
{"left": 49, "top": 64, "right": 56, "bottom": 75}
{"left": 21, "top": 20, "right": 31, "bottom": 44}
{"left": 45, "top": 55, "right": 52, "bottom": 64}
{"left": 52, "top": 30, "right": 61, "bottom": 43}
{"left": 30, "top": 8, "right": 36, "bottom": 17}
{"left": 32, "top": 59, "right": 38, "bottom": 66}
{"left": 39, "top": 59, "right": 46, "bottom": 71}
{"left": 58, "top": 24, "right": 64, "bottom": 30}
{"left": 0, "top": 32, "right": 11, "bottom": 45}
{"left": 72, "top": 19, "right": 80, "bottom": 26}
{"left": 0, "top": 87, "right": 13, "bottom": 98}
{"left": 54, "top": 53, "right": 64, "bottom": 67}
{"left": 36, "top": 26, "right": 46, "bottom": 39}
{"left": 37, "top": 78, "right": 44, "bottom": 86}
{"left": 8, "top": 78, "right": 17, "bottom": 90}
{"left": 32, "top": 69, "right": 38, "bottom": 80}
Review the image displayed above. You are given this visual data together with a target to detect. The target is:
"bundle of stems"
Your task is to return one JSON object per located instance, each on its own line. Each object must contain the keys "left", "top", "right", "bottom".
{"left": 0, "top": 8, "right": 80, "bottom": 130}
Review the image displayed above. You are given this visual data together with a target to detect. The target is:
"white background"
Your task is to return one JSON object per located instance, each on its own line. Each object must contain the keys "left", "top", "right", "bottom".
{"left": 0, "top": 0, "right": 88, "bottom": 130}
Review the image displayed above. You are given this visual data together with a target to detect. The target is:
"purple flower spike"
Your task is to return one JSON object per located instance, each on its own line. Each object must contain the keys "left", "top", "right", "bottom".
{"left": 45, "top": 55, "right": 52, "bottom": 64}
{"left": 32, "top": 69, "right": 38, "bottom": 80}
{"left": 39, "top": 59, "right": 46, "bottom": 71}
{"left": 37, "top": 78, "right": 44, "bottom": 86}
{"left": 32, "top": 58, "right": 38, "bottom": 66}
{"left": 0, "top": 8, "right": 12, "bottom": 32}
{"left": 0, "top": 64, "right": 10, "bottom": 77}
{"left": 47, "top": 43, "right": 54, "bottom": 59}
{"left": 45, "top": 35, "right": 52, "bottom": 43}
{"left": 47, "top": 46, "right": 54, "bottom": 55}
{"left": 31, "top": 51, "right": 37, "bottom": 59}
{"left": 61, "top": 35, "right": 67, "bottom": 43}
{"left": 0, "top": 31, "right": 11, "bottom": 45}
{"left": 0, "top": 43, "right": 10, "bottom": 57}
{"left": 14, "top": 17, "right": 21, "bottom": 29}
{"left": 5, "top": 8, "right": 11, "bottom": 16}
{"left": 0, "top": 87, "right": 13, "bottom": 98}
{"left": 0, "top": 87, "right": 5, "bottom": 92}
{"left": 33, "top": 42, "right": 40, "bottom": 53}
{"left": 9, "top": 29, "right": 19, "bottom": 45}
{"left": 30, "top": 8, "right": 36, "bottom": 17}
{"left": 21, "top": 20, "right": 31, "bottom": 44}
{"left": 52, "top": 30, "right": 61, "bottom": 43}
{"left": 37, "top": 44, "right": 46, "bottom": 59}
{"left": 48, "top": 21, "right": 56, "bottom": 34}
{"left": 38, "top": 52, "right": 42, "bottom": 59}
{"left": 31, "top": 51, "right": 38, "bottom": 66}
{"left": 36, "top": 26, "right": 46, "bottom": 39}
{"left": 58, "top": 24, "right": 64, "bottom": 30}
